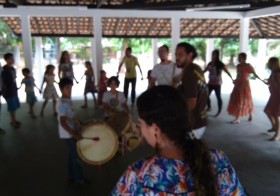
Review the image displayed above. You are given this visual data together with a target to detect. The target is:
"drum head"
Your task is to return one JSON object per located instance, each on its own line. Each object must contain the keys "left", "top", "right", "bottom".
{"left": 77, "top": 122, "right": 118, "bottom": 165}
{"left": 106, "top": 113, "right": 130, "bottom": 135}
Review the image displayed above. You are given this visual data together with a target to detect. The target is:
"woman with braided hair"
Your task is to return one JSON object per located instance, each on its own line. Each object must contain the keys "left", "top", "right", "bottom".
{"left": 112, "top": 86, "right": 245, "bottom": 195}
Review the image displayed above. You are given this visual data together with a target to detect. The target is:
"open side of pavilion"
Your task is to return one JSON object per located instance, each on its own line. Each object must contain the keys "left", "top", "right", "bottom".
{"left": 0, "top": 0, "right": 280, "bottom": 82}
{"left": 1, "top": 1, "right": 280, "bottom": 196}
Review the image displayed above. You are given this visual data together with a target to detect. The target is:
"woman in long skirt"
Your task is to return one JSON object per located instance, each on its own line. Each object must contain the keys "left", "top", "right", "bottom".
{"left": 264, "top": 57, "right": 280, "bottom": 141}
{"left": 227, "top": 53, "right": 264, "bottom": 124}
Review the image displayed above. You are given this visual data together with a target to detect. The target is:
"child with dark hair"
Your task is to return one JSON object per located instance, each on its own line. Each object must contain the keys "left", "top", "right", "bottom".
{"left": 40, "top": 64, "right": 59, "bottom": 116}
{"left": 112, "top": 85, "right": 245, "bottom": 195}
{"left": 57, "top": 77, "right": 85, "bottom": 184}
{"left": 97, "top": 70, "right": 108, "bottom": 106}
{"left": 2, "top": 53, "right": 21, "bottom": 128}
{"left": 102, "top": 76, "right": 129, "bottom": 118}
{"left": 58, "top": 51, "right": 78, "bottom": 83}
{"left": 81, "top": 61, "right": 97, "bottom": 108}
{"left": 18, "top": 68, "right": 41, "bottom": 118}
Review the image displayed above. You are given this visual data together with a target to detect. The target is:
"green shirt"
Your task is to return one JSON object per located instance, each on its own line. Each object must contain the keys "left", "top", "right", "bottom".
{"left": 121, "top": 56, "right": 139, "bottom": 79}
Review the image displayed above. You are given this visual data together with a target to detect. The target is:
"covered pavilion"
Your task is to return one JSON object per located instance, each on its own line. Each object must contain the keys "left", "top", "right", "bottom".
{"left": 1, "top": 0, "right": 280, "bottom": 80}
{"left": 1, "top": 1, "right": 280, "bottom": 196}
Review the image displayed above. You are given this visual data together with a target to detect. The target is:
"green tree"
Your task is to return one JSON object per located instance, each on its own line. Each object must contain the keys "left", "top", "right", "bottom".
{"left": 0, "top": 19, "right": 21, "bottom": 54}
{"left": 267, "top": 40, "right": 280, "bottom": 59}
{"left": 181, "top": 38, "right": 206, "bottom": 62}
{"left": 249, "top": 39, "right": 259, "bottom": 56}
{"left": 214, "top": 38, "right": 239, "bottom": 66}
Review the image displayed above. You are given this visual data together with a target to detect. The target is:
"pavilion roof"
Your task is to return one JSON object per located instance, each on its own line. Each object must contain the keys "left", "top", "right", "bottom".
{"left": 1, "top": 15, "right": 280, "bottom": 38}
{"left": 0, "top": 0, "right": 279, "bottom": 11}
{"left": 0, "top": 0, "right": 280, "bottom": 38}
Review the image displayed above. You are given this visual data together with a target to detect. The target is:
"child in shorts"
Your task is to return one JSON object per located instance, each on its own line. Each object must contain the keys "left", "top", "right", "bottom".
{"left": 1, "top": 53, "right": 21, "bottom": 128}
{"left": 19, "top": 68, "right": 41, "bottom": 118}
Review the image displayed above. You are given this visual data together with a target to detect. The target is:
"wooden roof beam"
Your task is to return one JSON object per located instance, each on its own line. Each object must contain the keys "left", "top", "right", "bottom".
{"left": 251, "top": 18, "right": 264, "bottom": 38}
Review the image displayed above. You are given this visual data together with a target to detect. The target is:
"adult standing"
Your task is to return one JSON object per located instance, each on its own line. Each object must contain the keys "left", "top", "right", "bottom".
{"left": 263, "top": 57, "right": 280, "bottom": 141}
{"left": 58, "top": 51, "right": 78, "bottom": 83}
{"left": 227, "top": 53, "right": 264, "bottom": 124}
{"left": 204, "top": 50, "right": 233, "bottom": 117}
{"left": 176, "top": 42, "right": 208, "bottom": 139}
{"left": 150, "top": 45, "right": 182, "bottom": 87}
{"left": 0, "top": 63, "right": 5, "bottom": 134}
{"left": 117, "top": 47, "right": 143, "bottom": 106}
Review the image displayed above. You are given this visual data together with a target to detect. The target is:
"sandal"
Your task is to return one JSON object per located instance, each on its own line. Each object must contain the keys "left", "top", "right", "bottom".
{"left": 267, "top": 128, "right": 275, "bottom": 133}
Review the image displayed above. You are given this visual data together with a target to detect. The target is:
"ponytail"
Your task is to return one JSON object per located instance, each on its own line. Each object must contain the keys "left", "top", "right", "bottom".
{"left": 182, "top": 139, "right": 217, "bottom": 196}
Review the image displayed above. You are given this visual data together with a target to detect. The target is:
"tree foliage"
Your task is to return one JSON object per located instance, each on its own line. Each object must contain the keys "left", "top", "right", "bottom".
{"left": 181, "top": 38, "right": 206, "bottom": 61}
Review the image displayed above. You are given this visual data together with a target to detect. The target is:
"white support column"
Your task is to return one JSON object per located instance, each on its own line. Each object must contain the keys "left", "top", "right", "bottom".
{"left": 35, "top": 37, "right": 43, "bottom": 86}
{"left": 171, "top": 17, "right": 180, "bottom": 61}
{"left": 206, "top": 38, "right": 215, "bottom": 65}
{"left": 239, "top": 18, "right": 250, "bottom": 53}
{"left": 56, "top": 37, "right": 61, "bottom": 63}
{"left": 20, "top": 15, "right": 33, "bottom": 70}
{"left": 92, "top": 16, "right": 103, "bottom": 83}
{"left": 152, "top": 38, "right": 158, "bottom": 66}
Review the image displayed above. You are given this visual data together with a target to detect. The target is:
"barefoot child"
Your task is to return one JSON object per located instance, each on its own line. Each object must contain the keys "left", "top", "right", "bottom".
{"left": 40, "top": 64, "right": 59, "bottom": 116}
{"left": 81, "top": 61, "right": 97, "bottom": 108}
{"left": 18, "top": 68, "right": 41, "bottom": 118}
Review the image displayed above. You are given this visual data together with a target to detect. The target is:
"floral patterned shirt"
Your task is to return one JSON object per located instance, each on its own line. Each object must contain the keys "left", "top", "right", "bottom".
{"left": 112, "top": 149, "right": 246, "bottom": 196}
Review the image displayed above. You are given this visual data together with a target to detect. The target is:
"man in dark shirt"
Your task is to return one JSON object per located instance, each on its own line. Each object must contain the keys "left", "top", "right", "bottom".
{"left": 176, "top": 42, "right": 208, "bottom": 139}
{"left": 2, "top": 53, "right": 21, "bottom": 128}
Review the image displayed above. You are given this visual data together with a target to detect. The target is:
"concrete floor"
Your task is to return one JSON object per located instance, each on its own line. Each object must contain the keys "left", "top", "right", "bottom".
{"left": 0, "top": 92, "right": 279, "bottom": 196}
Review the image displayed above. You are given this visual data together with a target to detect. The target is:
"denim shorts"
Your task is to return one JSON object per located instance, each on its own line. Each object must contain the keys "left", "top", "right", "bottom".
{"left": 5, "top": 96, "right": 20, "bottom": 112}
{"left": 26, "top": 92, "right": 37, "bottom": 104}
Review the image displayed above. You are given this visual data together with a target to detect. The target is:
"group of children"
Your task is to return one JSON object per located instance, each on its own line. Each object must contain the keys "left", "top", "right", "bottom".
{"left": 0, "top": 52, "right": 110, "bottom": 128}
{"left": 0, "top": 51, "right": 130, "bottom": 184}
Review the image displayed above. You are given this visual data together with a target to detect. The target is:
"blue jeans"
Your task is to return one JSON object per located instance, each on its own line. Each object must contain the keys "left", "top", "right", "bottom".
{"left": 124, "top": 78, "right": 136, "bottom": 104}
{"left": 64, "top": 138, "right": 84, "bottom": 181}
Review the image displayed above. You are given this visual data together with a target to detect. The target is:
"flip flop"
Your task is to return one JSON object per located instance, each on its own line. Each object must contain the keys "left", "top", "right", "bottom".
{"left": 230, "top": 120, "right": 240, "bottom": 124}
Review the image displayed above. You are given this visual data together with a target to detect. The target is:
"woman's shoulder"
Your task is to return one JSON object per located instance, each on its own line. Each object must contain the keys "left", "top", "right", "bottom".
{"left": 209, "top": 148, "right": 237, "bottom": 176}
{"left": 130, "top": 155, "right": 158, "bottom": 173}
{"left": 209, "top": 148, "right": 228, "bottom": 163}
